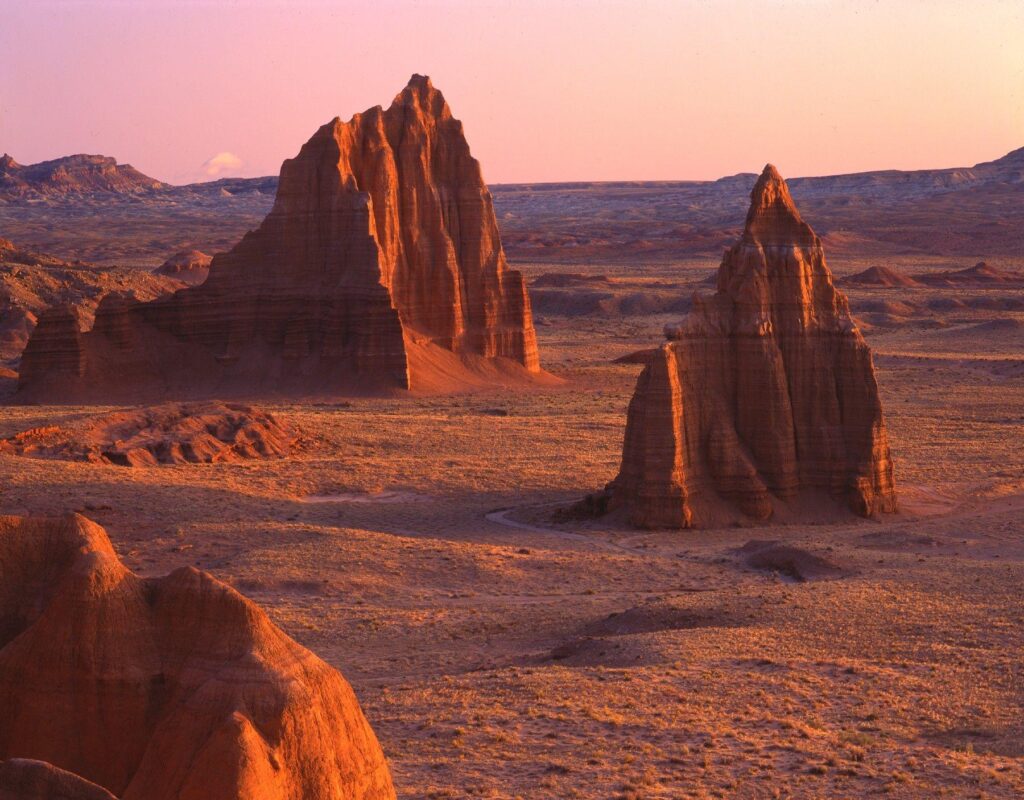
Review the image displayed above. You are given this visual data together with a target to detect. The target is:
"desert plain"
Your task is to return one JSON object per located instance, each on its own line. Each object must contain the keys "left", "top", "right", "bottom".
{"left": 2, "top": 245, "right": 1022, "bottom": 798}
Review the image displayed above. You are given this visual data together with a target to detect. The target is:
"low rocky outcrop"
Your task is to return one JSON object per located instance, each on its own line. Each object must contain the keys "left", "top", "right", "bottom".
{"left": 17, "top": 75, "right": 540, "bottom": 401}
{"left": 155, "top": 249, "right": 212, "bottom": 284}
{"left": 0, "top": 401, "right": 292, "bottom": 466}
{"left": 0, "top": 514, "right": 396, "bottom": 800}
{"left": 608, "top": 165, "right": 897, "bottom": 528}
{"left": 914, "top": 261, "right": 1024, "bottom": 287}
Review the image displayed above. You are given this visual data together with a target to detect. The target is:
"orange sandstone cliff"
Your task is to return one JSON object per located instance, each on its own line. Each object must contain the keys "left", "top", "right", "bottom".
{"left": 17, "top": 75, "right": 539, "bottom": 401}
{"left": 0, "top": 514, "right": 396, "bottom": 800}
{"left": 610, "top": 165, "right": 897, "bottom": 528}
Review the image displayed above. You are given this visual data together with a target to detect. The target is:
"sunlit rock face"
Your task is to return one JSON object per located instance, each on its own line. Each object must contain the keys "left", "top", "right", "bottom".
{"left": 0, "top": 514, "right": 397, "bottom": 800}
{"left": 17, "top": 75, "right": 539, "bottom": 402}
{"left": 611, "top": 165, "right": 897, "bottom": 528}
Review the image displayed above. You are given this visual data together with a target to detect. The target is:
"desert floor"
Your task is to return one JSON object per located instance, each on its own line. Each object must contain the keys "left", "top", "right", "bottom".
{"left": 1, "top": 257, "right": 1022, "bottom": 799}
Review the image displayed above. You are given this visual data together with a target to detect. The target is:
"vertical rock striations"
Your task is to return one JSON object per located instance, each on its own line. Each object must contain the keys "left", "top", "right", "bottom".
{"left": 611, "top": 165, "right": 897, "bottom": 528}
{"left": 17, "top": 75, "right": 539, "bottom": 401}
{"left": 0, "top": 514, "right": 396, "bottom": 800}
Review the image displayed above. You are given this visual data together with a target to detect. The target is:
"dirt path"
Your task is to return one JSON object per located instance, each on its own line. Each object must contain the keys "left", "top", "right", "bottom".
{"left": 484, "top": 503, "right": 642, "bottom": 555}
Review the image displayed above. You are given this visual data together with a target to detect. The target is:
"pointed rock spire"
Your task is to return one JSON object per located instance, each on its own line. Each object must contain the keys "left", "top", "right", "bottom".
{"left": 608, "top": 165, "right": 896, "bottom": 528}
{"left": 742, "top": 163, "right": 816, "bottom": 246}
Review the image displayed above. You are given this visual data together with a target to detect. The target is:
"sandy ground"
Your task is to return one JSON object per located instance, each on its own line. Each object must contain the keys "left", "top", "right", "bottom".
{"left": 1, "top": 256, "right": 1022, "bottom": 798}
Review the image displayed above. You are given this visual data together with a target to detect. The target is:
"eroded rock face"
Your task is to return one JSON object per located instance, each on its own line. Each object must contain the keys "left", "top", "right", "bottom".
{"left": 0, "top": 514, "right": 396, "bottom": 800}
{"left": 610, "top": 165, "right": 897, "bottom": 528}
{"left": 17, "top": 75, "right": 539, "bottom": 401}
{"left": 0, "top": 401, "right": 292, "bottom": 466}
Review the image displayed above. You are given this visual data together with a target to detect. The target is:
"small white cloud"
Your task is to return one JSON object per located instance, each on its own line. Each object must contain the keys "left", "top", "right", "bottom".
{"left": 200, "top": 151, "right": 243, "bottom": 178}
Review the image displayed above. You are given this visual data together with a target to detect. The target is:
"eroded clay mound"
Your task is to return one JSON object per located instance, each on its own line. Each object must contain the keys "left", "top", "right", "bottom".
{"left": 840, "top": 265, "right": 923, "bottom": 288}
{"left": 0, "top": 514, "right": 396, "bottom": 800}
{"left": 609, "top": 165, "right": 897, "bottom": 528}
{"left": 0, "top": 401, "right": 292, "bottom": 466}
{"left": 915, "top": 261, "right": 1024, "bottom": 287}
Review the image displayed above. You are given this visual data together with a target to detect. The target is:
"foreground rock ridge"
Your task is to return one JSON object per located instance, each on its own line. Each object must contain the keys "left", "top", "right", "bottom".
{"left": 17, "top": 74, "right": 539, "bottom": 400}
{"left": 0, "top": 514, "right": 396, "bottom": 800}
{"left": 610, "top": 165, "right": 897, "bottom": 528}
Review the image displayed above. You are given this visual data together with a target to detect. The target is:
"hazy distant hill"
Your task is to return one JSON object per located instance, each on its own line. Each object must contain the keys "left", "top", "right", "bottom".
{"left": 490, "top": 146, "right": 1024, "bottom": 261}
{"left": 0, "top": 147, "right": 1021, "bottom": 263}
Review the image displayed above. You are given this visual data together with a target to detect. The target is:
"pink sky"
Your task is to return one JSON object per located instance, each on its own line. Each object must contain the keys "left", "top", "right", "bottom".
{"left": 1, "top": 0, "right": 1022, "bottom": 185}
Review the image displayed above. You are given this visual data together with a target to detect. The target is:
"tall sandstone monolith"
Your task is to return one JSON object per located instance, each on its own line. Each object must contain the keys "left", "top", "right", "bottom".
{"left": 17, "top": 75, "right": 539, "bottom": 401}
{"left": 610, "top": 165, "right": 897, "bottom": 528}
{"left": 0, "top": 514, "right": 396, "bottom": 800}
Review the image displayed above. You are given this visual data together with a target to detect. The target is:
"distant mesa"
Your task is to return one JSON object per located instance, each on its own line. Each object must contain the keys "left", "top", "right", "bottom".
{"left": 0, "top": 513, "right": 396, "bottom": 800}
{"left": 0, "top": 401, "right": 292, "bottom": 466}
{"left": 16, "top": 75, "right": 543, "bottom": 401}
{"left": 604, "top": 165, "right": 897, "bottom": 528}
{"left": 840, "top": 265, "right": 923, "bottom": 288}
{"left": 155, "top": 249, "right": 212, "bottom": 284}
{"left": 0, "top": 153, "right": 164, "bottom": 199}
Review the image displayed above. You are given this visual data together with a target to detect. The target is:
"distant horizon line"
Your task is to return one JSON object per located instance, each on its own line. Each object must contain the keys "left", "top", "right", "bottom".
{"left": 4, "top": 143, "right": 1021, "bottom": 191}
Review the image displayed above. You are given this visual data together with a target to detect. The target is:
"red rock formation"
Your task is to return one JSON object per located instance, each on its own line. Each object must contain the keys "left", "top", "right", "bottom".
{"left": 16, "top": 75, "right": 540, "bottom": 401}
{"left": 0, "top": 514, "right": 396, "bottom": 800}
{"left": 610, "top": 165, "right": 897, "bottom": 528}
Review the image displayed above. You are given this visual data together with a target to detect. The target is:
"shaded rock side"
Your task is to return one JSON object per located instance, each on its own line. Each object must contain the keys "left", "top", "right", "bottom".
{"left": 0, "top": 514, "right": 396, "bottom": 800}
{"left": 17, "top": 75, "right": 539, "bottom": 401}
{"left": 610, "top": 165, "right": 897, "bottom": 528}
{"left": 0, "top": 759, "right": 118, "bottom": 800}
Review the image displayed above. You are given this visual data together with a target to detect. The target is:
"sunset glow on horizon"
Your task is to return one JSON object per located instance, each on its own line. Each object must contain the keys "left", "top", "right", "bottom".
{"left": 2, "top": 0, "right": 1022, "bottom": 185}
